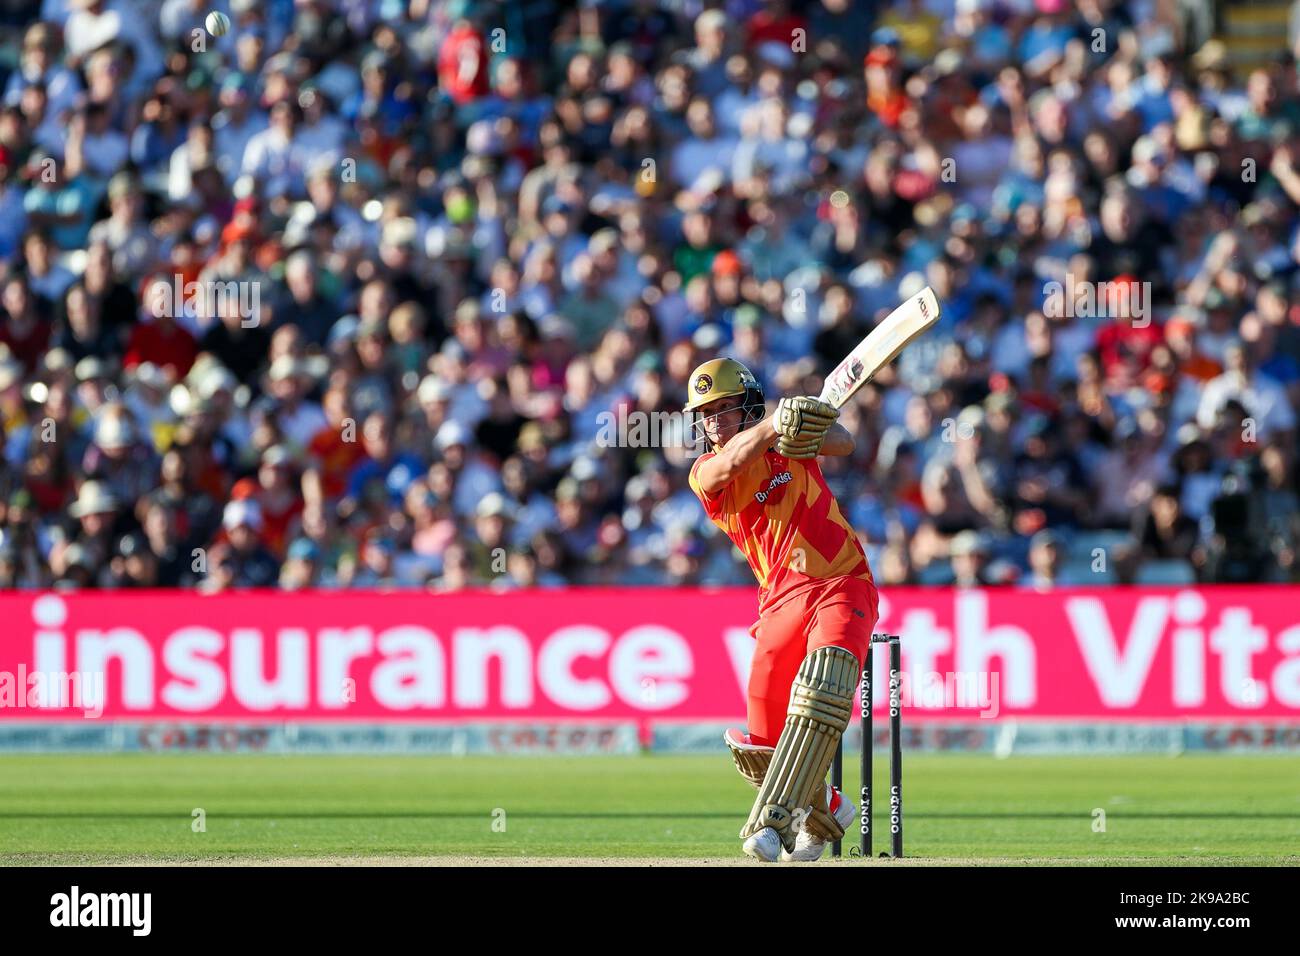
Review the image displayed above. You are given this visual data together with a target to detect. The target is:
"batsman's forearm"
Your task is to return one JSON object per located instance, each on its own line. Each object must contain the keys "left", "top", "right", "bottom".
{"left": 720, "top": 418, "right": 778, "bottom": 472}
{"left": 699, "top": 418, "right": 778, "bottom": 493}
{"left": 818, "top": 423, "right": 854, "bottom": 457}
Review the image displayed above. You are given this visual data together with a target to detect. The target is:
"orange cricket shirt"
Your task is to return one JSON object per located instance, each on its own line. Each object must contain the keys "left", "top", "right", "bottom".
{"left": 688, "top": 450, "right": 874, "bottom": 614}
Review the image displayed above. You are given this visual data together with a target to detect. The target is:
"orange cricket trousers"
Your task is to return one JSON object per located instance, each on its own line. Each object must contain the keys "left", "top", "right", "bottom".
{"left": 746, "top": 576, "right": 879, "bottom": 747}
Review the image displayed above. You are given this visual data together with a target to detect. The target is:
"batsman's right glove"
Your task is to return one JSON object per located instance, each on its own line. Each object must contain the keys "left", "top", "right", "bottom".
{"left": 776, "top": 434, "right": 827, "bottom": 458}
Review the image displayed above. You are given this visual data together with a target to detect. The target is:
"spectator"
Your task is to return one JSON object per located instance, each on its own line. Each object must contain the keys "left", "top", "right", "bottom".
{"left": 280, "top": 537, "right": 321, "bottom": 591}
{"left": 948, "top": 530, "right": 994, "bottom": 588}
{"left": 1133, "top": 484, "right": 1199, "bottom": 563}
{"left": 216, "top": 499, "right": 279, "bottom": 588}
{"left": 1025, "top": 530, "right": 1064, "bottom": 589}
{"left": 344, "top": 412, "right": 423, "bottom": 510}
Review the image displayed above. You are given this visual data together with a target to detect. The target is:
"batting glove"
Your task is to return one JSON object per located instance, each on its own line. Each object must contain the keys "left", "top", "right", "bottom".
{"left": 774, "top": 396, "right": 838, "bottom": 441}
{"left": 776, "top": 433, "right": 828, "bottom": 459}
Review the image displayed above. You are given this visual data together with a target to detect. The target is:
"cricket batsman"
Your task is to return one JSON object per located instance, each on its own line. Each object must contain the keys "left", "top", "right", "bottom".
{"left": 685, "top": 358, "right": 879, "bottom": 862}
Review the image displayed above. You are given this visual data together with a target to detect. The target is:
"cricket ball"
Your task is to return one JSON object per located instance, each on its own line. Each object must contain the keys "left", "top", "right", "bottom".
{"left": 205, "top": 10, "right": 231, "bottom": 37}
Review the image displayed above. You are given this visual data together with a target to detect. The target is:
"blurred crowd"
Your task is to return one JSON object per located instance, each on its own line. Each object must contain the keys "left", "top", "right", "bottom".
{"left": 1, "top": 0, "right": 1300, "bottom": 592}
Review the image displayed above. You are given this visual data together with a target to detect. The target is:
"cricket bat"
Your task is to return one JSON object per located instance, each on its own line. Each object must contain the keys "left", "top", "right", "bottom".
{"left": 817, "top": 286, "right": 941, "bottom": 409}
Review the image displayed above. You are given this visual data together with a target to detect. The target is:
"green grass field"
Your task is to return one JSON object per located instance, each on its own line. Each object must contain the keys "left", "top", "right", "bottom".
{"left": 1, "top": 754, "right": 1297, "bottom": 865}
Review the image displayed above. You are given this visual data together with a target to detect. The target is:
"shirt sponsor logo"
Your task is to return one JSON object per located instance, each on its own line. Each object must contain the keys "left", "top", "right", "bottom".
{"left": 754, "top": 470, "right": 793, "bottom": 504}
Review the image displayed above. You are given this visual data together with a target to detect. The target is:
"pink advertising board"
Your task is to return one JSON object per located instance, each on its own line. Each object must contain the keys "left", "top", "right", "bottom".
{"left": 0, "top": 587, "right": 1298, "bottom": 722}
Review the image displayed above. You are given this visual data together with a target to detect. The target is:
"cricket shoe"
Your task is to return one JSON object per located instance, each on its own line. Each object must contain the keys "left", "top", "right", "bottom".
{"left": 742, "top": 826, "right": 784, "bottom": 862}
{"left": 780, "top": 785, "right": 856, "bottom": 862}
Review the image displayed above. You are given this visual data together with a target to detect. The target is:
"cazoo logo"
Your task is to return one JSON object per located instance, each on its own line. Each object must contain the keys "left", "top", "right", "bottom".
{"left": 754, "top": 471, "right": 793, "bottom": 504}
